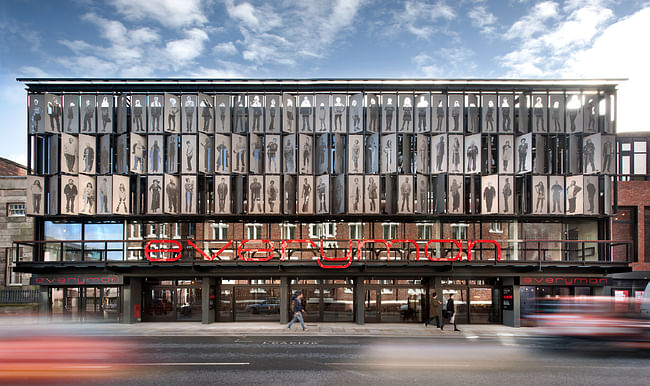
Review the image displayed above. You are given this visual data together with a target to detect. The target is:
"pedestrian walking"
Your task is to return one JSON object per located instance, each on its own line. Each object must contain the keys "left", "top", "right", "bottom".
{"left": 424, "top": 292, "right": 442, "bottom": 328}
{"left": 441, "top": 293, "right": 461, "bottom": 332}
{"left": 288, "top": 291, "right": 307, "bottom": 331}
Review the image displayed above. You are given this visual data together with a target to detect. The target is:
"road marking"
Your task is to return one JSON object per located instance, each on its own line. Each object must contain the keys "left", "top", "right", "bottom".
{"left": 129, "top": 362, "right": 250, "bottom": 366}
{"left": 327, "top": 363, "right": 472, "bottom": 368}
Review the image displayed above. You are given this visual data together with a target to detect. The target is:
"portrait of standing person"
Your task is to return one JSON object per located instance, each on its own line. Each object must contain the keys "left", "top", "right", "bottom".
{"left": 99, "top": 95, "right": 112, "bottom": 133}
{"left": 132, "top": 95, "right": 145, "bottom": 133}
{"left": 63, "top": 178, "right": 78, "bottom": 213}
{"left": 30, "top": 95, "right": 43, "bottom": 133}
{"left": 165, "top": 176, "right": 179, "bottom": 214}
{"left": 47, "top": 94, "right": 63, "bottom": 132}
{"left": 148, "top": 178, "right": 162, "bottom": 214}
{"left": 81, "top": 96, "right": 95, "bottom": 133}
{"left": 29, "top": 178, "right": 43, "bottom": 214}
{"left": 166, "top": 94, "right": 180, "bottom": 133}
{"left": 200, "top": 96, "right": 213, "bottom": 133}
{"left": 183, "top": 95, "right": 197, "bottom": 133}
{"left": 383, "top": 95, "right": 395, "bottom": 132}
{"left": 249, "top": 177, "right": 263, "bottom": 213}
{"left": 149, "top": 95, "right": 163, "bottom": 132}
{"left": 216, "top": 177, "right": 229, "bottom": 213}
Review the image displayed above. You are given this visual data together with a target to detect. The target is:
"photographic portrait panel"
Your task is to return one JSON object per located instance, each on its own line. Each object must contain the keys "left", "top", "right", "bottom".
{"left": 29, "top": 94, "right": 45, "bottom": 134}
{"left": 297, "top": 175, "right": 314, "bottom": 214}
{"left": 78, "top": 134, "right": 96, "bottom": 175}
{"left": 298, "top": 94, "right": 314, "bottom": 133}
{"left": 45, "top": 93, "right": 63, "bottom": 133}
{"left": 215, "top": 94, "right": 231, "bottom": 133}
{"left": 265, "top": 94, "right": 281, "bottom": 133}
{"left": 248, "top": 94, "right": 264, "bottom": 134}
{"left": 481, "top": 175, "right": 499, "bottom": 214}
{"left": 26, "top": 176, "right": 45, "bottom": 215}
{"left": 398, "top": 94, "right": 414, "bottom": 133}
{"left": 315, "top": 174, "right": 330, "bottom": 214}
{"left": 61, "top": 176, "right": 79, "bottom": 215}
{"left": 112, "top": 175, "right": 130, "bottom": 215}
{"left": 163, "top": 174, "right": 179, "bottom": 215}
{"left": 282, "top": 93, "right": 296, "bottom": 134}
{"left": 265, "top": 175, "right": 281, "bottom": 214}
{"left": 164, "top": 93, "right": 181, "bottom": 133}
{"left": 181, "top": 94, "right": 198, "bottom": 133}
{"left": 364, "top": 175, "right": 380, "bottom": 214}
{"left": 78, "top": 174, "right": 95, "bottom": 215}
{"left": 181, "top": 175, "right": 197, "bottom": 214}
{"left": 198, "top": 93, "right": 214, "bottom": 134}
{"left": 214, "top": 134, "right": 231, "bottom": 174}
{"left": 96, "top": 176, "right": 112, "bottom": 215}
{"left": 532, "top": 175, "right": 548, "bottom": 214}
{"left": 147, "top": 135, "right": 164, "bottom": 174}
{"left": 348, "top": 93, "right": 363, "bottom": 133}
{"left": 397, "top": 175, "right": 414, "bottom": 214}
{"left": 63, "top": 94, "right": 79, "bottom": 133}
{"left": 481, "top": 94, "right": 497, "bottom": 133}
{"left": 61, "top": 133, "right": 79, "bottom": 175}
{"left": 147, "top": 176, "right": 163, "bottom": 215}
{"left": 131, "top": 94, "right": 147, "bottom": 134}
{"left": 214, "top": 175, "right": 231, "bottom": 214}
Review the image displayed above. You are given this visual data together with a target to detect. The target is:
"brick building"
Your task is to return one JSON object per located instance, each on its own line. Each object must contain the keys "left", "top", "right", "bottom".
{"left": 15, "top": 79, "right": 631, "bottom": 325}
{"left": 607, "top": 133, "right": 650, "bottom": 297}
{"left": 0, "top": 157, "right": 33, "bottom": 289}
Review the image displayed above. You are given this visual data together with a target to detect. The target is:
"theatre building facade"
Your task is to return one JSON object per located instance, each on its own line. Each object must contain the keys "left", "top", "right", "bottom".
{"left": 15, "top": 79, "right": 631, "bottom": 326}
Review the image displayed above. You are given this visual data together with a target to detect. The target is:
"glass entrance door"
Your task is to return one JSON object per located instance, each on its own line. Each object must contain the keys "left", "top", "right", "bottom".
{"left": 143, "top": 287, "right": 176, "bottom": 322}
{"left": 442, "top": 288, "right": 468, "bottom": 324}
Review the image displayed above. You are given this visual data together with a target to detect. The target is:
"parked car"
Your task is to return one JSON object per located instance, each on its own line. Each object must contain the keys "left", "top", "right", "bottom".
{"left": 245, "top": 299, "right": 280, "bottom": 314}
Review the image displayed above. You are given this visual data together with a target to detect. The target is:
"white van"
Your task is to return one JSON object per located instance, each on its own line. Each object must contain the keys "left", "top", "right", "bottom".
{"left": 641, "top": 282, "right": 650, "bottom": 318}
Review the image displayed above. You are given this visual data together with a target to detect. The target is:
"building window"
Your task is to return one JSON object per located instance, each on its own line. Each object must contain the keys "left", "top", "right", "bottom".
{"left": 417, "top": 223, "right": 433, "bottom": 239}
{"left": 246, "top": 224, "right": 262, "bottom": 239}
{"left": 210, "top": 223, "right": 229, "bottom": 240}
{"left": 489, "top": 222, "right": 503, "bottom": 233}
{"left": 280, "top": 223, "right": 296, "bottom": 240}
{"left": 451, "top": 223, "right": 468, "bottom": 240}
{"left": 129, "top": 223, "right": 142, "bottom": 240}
{"left": 172, "top": 223, "right": 181, "bottom": 239}
{"left": 634, "top": 141, "right": 647, "bottom": 175}
{"left": 7, "top": 203, "right": 25, "bottom": 217}
{"left": 382, "top": 223, "right": 399, "bottom": 239}
{"left": 349, "top": 223, "right": 363, "bottom": 240}
{"left": 309, "top": 223, "right": 336, "bottom": 239}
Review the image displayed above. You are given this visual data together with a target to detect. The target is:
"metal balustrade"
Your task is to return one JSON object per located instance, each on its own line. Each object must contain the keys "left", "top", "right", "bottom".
{"left": 14, "top": 238, "right": 632, "bottom": 266}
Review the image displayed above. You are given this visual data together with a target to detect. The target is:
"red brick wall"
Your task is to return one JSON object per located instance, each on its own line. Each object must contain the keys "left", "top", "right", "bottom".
{"left": 615, "top": 180, "right": 650, "bottom": 267}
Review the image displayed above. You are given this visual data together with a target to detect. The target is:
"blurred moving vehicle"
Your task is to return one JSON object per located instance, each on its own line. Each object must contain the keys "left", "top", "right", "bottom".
{"left": 640, "top": 282, "right": 650, "bottom": 318}
{"left": 527, "top": 295, "right": 650, "bottom": 351}
{"left": 245, "top": 299, "right": 280, "bottom": 314}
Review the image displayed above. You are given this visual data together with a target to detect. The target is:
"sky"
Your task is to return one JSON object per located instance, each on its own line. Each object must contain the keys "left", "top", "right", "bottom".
{"left": 1, "top": 0, "right": 649, "bottom": 166}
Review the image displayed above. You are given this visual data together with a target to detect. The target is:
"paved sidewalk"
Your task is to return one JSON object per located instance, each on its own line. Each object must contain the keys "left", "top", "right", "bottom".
{"left": 0, "top": 317, "right": 532, "bottom": 338}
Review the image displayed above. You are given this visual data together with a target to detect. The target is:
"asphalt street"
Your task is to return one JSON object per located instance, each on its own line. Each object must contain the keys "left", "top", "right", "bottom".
{"left": 30, "top": 335, "right": 650, "bottom": 386}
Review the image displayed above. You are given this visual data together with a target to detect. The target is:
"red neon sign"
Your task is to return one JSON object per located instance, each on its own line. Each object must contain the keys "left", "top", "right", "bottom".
{"left": 145, "top": 238, "right": 502, "bottom": 268}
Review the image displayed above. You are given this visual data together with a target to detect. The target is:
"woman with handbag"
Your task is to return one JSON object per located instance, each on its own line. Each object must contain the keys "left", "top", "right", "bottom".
{"left": 441, "top": 294, "right": 461, "bottom": 332}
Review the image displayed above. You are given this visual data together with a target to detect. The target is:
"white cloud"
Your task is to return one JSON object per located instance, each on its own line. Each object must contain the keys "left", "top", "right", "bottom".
{"left": 468, "top": 5, "right": 497, "bottom": 35}
{"left": 224, "top": 0, "right": 367, "bottom": 66}
{"left": 394, "top": 0, "right": 456, "bottom": 39}
{"left": 411, "top": 45, "right": 477, "bottom": 78}
{"left": 165, "top": 28, "right": 209, "bottom": 68}
{"left": 560, "top": 7, "right": 650, "bottom": 133}
{"left": 506, "top": 1, "right": 559, "bottom": 39}
{"left": 501, "top": 0, "right": 613, "bottom": 76}
{"left": 213, "top": 42, "right": 238, "bottom": 56}
{"left": 111, "top": 0, "right": 207, "bottom": 28}
{"left": 0, "top": 77, "right": 28, "bottom": 165}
